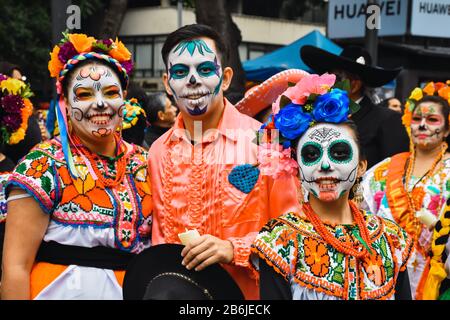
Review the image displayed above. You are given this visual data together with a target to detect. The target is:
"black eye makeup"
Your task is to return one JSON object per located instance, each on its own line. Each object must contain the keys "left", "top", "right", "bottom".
{"left": 328, "top": 140, "right": 353, "bottom": 163}
{"left": 301, "top": 142, "right": 323, "bottom": 166}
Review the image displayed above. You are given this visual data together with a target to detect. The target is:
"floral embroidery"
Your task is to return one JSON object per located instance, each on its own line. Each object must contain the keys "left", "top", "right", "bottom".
{"left": 252, "top": 211, "right": 414, "bottom": 300}
{"left": 25, "top": 156, "right": 50, "bottom": 179}
{"left": 59, "top": 166, "right": 113, "bottom": 212}
{"left": 7, "top": 138, "right": 152, "bottom": 253}
{"left": 303, "top": 237, "right": 330, "bottom": 277}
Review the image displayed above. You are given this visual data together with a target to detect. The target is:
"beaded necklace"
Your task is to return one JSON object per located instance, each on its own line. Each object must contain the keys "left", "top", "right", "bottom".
{"left": 71, "top": 133, "right": 128, "bottom": 188}
{"left": 302, "top": 201, "right": 372, "bottom": 259}
{"left": 404, "top": 142, "right": 447, "bottom": 242}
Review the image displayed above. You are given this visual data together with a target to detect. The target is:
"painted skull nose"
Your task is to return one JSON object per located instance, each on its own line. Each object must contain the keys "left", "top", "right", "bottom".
{"left": 189, "top": 75, "right": 197, "bottom": 85}
{"left": 97, "top": 101, "right": 106, "bottom": 109}
{"left": 320, "top": 161, "right": 331, "bottom": 172}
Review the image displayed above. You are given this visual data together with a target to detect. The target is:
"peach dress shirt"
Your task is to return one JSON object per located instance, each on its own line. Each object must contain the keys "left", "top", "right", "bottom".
{"left": 149, "top": 99, "right": 300, "bottom": 299}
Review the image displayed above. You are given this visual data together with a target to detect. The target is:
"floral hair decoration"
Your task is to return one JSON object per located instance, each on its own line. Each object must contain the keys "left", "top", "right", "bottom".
{"left": 122, "top": 98, "right": 147, "bottom": 130}
{"left": 47, "top": 32, "right": 133, "bottom": 178}
{"left": 257, "top": 72, "right": 360, "bottom": 179}
{"left": 402, "top": 81, "right": 450, "bottom": 138}
{"left": 0, "top": 74, "right": 34, "bottom": 145}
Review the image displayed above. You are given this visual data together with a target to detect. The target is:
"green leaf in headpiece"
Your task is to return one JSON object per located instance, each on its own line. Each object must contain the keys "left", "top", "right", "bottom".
{"left": 334, "top": 79, "right": 351, "bottom": 93}
{"left": 287, "top": 81, "right": 296, "bottom": 87}
{"left": 59, "top": 30, "right": 70, "bottom": 45}
{"left": 279, "top": 95, "right": 292, "bottom": 109}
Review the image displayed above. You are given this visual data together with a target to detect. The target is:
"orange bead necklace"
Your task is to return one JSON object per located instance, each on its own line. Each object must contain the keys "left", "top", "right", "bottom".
{"left": 302, "top": 201, "right": 372, "bottom": 259}
{"left": 71, "top": 133, "right": 128, "bottom": 188}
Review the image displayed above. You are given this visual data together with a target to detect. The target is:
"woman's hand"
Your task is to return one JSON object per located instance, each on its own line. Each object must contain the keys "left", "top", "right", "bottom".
{"left": 1, "top": 190, "right": 49, "bottom": 300}
{"left": 181, "top": 235, "right": 234, "bottom": 271}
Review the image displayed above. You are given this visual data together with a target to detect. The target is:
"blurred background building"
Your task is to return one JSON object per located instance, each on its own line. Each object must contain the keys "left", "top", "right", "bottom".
{"left": 119, "top": 0, "right": 326, "bottom": 92}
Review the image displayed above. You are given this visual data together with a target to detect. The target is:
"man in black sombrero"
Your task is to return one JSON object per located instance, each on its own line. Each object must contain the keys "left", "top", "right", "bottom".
{"left": 301, "top": 45, "right": 409, "bottom": 168}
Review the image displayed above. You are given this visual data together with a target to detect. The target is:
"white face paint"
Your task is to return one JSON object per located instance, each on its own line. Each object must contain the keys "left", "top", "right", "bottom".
{"left": 411, "top": 102, "right": 447, "bottom": 150}
{"left": 67, "top": 62, "right": 124, "bottom": 139}
{"left": 167, "top": 37, "right": 223, "bottom": 116}
{"left": 297, "top": 123, "right": 359, "bottom": 202}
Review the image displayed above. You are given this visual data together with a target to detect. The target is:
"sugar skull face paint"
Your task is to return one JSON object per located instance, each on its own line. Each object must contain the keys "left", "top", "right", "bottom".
{"left": 411, "top": 102, "right": 447, "bottom": 150}
{"left": 297, "top": 123, "right": 359, "bottom": 202}
{"left": 167, "top": 37, "right": 223, "bottom": 116}
{"left": 67, "top": 62, "right": 124, "bottom": 139}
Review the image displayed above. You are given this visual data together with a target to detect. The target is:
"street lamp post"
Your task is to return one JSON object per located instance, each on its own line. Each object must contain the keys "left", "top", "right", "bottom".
{"left": 177, "top": 0, "right": 183, "bottom": 28}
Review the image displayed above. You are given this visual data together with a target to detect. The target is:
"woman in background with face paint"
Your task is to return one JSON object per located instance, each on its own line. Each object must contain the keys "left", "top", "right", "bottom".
{"left": 252, "top": 72, "right": 414, "bottom": 300}
{"left": 362, "top": 82, "right": 450, "bottom": 299}
{"left": 1, "top": 34, "right": 152, "bottom": 299}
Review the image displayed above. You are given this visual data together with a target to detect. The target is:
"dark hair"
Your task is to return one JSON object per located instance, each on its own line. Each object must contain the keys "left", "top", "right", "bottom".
{"left": 146, "top": 92, "right": 167, "bottom": 124}
{"left": 414, "top": 95, "right": 450, "bottom": 130}
{"left": 61, "top": 59, "right": 128, "bottom": 98}
{"left": 0, "top": 61, "right": 22, "bottom": 77}
{"left": 161, "top": 24, "right": 229, "bottom": 69}
{"left": 122, "top": 112, "right": 147, "bottom": 147}
{"left": 127, "top": 82, "right": 149, "bottom": 113}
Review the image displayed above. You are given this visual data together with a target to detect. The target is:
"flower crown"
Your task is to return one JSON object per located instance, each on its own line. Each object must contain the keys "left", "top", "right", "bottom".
{"left": 257, "top": 72, "right": 360, "bottom": 179}
{"left": 48, "top": 32, "right": 133, "bottom": 94}
{"left": 402, "top": 81, "right": 450, "bottom": 134}
{"left": 0, "top": 74, "right": 34, "bottom": 145}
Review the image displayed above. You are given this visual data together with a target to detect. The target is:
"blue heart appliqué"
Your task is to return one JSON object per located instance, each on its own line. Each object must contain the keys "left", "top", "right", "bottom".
{"left": 228, "top": 164, "right": 260, "bottom": 194}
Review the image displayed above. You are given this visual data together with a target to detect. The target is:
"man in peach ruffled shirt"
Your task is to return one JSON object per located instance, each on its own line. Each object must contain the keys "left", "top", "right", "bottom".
{"left": 148, "top": 24, "right": 300, "bottom": 300}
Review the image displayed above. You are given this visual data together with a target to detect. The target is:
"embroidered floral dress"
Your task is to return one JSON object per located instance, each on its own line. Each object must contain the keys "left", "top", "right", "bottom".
{"left": 252, "top": 211, "right": 413, "bottom": 300}
{"left": 6, "top": 138, "right": 152, "bottom": 299}
{"left": 361, "top": 157, "right": 450, "bottom": 298}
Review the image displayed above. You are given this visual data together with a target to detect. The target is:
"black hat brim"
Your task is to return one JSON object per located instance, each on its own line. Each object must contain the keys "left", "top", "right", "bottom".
{"left": 123, "top": 244, "right": 244, "bottom": 300}
{"left": 300, "top": 45, "right": 401, "bottom": 87}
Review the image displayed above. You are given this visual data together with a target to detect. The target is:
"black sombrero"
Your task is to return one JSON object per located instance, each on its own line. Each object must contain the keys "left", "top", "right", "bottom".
{"left": 300, "top": 45, "right": 401, "bottom": 88}
{"left": 123, "top": 244, "right": 244, "bottom": 300}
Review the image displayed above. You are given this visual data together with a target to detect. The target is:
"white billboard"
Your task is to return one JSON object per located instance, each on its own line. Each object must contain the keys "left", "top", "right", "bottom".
{"left": 327, "top": 0, "right": 408, "bottom": 39}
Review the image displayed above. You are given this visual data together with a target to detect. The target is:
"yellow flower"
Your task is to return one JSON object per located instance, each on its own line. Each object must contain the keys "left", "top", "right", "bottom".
{"left": 409, "top": 88, "right": 423, "bottom": 101}
{"left": 9, "top": 128, "right": 26, "bottom": 145}
{"left": 0, "top": 78, "right": 25, "bottom": 95}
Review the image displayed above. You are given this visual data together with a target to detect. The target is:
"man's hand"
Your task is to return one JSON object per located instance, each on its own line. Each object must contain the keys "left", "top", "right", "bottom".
{"left": 181, "top": 235, "right": 234, "bottom": 271}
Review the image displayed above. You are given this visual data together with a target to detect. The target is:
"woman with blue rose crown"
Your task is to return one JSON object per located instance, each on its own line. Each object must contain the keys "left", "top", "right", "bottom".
{"left": 251, "top": 72, "right": 414, "bottom": 300}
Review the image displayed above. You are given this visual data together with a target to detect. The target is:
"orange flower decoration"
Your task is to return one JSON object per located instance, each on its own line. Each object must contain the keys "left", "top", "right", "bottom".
{"left": 48, "top": 45, "right": 64, "bottom": 78}
{"left": 68, "top": 33, "right": 95, "bottom": 53}
{"left": 438, "top": 86, "right": 450, "bottom": 101}
{"left": 411, "top": 187, "right": 426, "bottom": 211}
{"left": 25, "top": 157, "right": 50, "bottom": 179}
{"left": 422, "top": 82, "right": 435, "bottom": 96}
{"left": 402, "top": 109, "right": 412, "bottom": 127}
{"left": 362, "top": 253, "right": 386, "bottom": 286}
{"left": 109, "top": 38, "right": 131, "bottom": 62}
{"left": 303, "top": 237, "right": 330, "bottom": 277}
{"left": 435, "top": 82, "right": 446, "bottom": 92}
{"left": 59, "top": 167, "right": 113, "bottom": 212}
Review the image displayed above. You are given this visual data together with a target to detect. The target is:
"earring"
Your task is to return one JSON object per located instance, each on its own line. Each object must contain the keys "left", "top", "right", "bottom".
{"left": 351, "top": 177, "right": 364, "bottom": 205}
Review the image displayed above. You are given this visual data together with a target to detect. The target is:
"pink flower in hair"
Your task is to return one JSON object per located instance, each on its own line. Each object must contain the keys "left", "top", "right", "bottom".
{"left": 272, "top": 73, "right": 336, "bottom": 114}
{"left": 257, "top": 143, "right": 298, "bottom": 179}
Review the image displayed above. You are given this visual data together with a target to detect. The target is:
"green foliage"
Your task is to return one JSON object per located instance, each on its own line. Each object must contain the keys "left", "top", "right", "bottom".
{"left": 0, "top": 0, "right": 52, "bottom": 90}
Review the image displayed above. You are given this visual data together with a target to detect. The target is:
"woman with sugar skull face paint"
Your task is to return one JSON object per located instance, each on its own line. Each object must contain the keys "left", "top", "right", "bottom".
{"left": 1, "top": 34, "right": 152, "bottom": 300}
{"left": 362, "top": 82, "right": 450, "bottom": 300}
{"left": 252, "top": 72, "right": 414, "bottom": 300}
